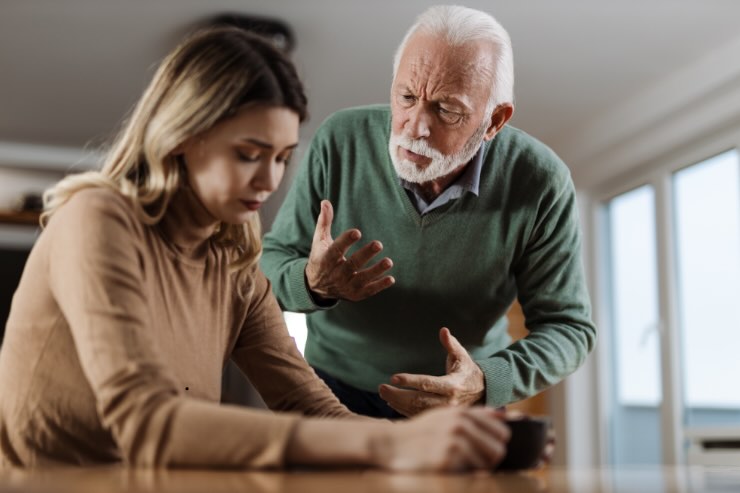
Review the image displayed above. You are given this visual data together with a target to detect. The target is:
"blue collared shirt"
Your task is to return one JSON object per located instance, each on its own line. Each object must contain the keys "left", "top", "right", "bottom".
{"left": 398, "top": 146, "right": 485, "bottom": 215}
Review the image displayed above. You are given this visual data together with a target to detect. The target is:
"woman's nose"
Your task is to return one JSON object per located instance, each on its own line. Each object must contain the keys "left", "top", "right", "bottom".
{"left": 252, "top": 160, "right": 281, "bottom": 193}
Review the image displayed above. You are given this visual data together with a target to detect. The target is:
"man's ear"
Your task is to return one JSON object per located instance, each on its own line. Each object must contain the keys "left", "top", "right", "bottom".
{"left": 483, "top": 103, "right": 514, "bottom": 141}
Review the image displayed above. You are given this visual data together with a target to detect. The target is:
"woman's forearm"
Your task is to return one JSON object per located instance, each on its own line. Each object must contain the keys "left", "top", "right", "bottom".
{"left": 285, "top": 419, "right": 385, "bottom": 467}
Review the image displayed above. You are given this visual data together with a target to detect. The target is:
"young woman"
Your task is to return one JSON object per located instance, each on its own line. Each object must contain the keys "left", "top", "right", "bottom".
{"left": 0, "top": 27, "right": 509, "bottom": 471}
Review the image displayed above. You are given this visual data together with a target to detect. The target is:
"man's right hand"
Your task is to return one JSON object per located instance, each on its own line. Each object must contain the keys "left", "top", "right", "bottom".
{"left": 305, "top": 200, "right": 395, "bottom": 302}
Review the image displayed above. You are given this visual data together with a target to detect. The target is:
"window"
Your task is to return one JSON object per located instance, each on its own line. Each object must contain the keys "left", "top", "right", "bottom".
{"left": 596, "top": 147, "right": 740, "bottom": 466}
{"left": 284, "top": 312, "right": 308, "bottom": 355}
{"left": 604, "top": 185, "right": 663, "bottom": 465}
{"left": 673, "top": 149, "right": 740, "bottom": 427}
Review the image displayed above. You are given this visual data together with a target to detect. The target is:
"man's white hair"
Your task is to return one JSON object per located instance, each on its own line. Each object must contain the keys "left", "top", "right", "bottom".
{"left": 392, "top": 5, "right": 514, "bottom": 109}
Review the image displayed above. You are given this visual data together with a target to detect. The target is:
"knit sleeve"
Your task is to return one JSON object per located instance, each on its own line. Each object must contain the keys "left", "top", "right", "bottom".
{"left": 475, "top": 171, "right": 597, "bottom": 406}
{"left": 261, "top": 131, "right": 334, "bottom": 313}
{"left": 230, "top": 269, "right": 353, "bottom": 418}
{"left": 47, "top": 189, "right": 301, "bottom": 468}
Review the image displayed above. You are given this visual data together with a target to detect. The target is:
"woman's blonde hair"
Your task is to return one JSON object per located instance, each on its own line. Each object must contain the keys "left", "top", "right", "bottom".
{"left": 42, "top": 27, "right": 307, "bottom": 275}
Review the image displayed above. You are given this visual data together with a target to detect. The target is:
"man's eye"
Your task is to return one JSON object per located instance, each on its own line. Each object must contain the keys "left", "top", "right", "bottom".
{"left": 438, "top": 107, "right": 462, "bottom": 124}
{"left": 400, "top": 94, "right": 416, "bottom": 105}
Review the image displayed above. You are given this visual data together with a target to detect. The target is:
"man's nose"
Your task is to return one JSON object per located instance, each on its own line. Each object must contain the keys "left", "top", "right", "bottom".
{"left": 405, "top": 106, "right": 431, "bottom": 140}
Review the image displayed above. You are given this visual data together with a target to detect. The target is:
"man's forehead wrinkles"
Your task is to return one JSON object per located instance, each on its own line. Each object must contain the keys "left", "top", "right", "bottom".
{"left": 405, "top": 73, "right": 478, "bottom": 103}
{"left": 402, "top": 44, "right": 491, "bottom": 96}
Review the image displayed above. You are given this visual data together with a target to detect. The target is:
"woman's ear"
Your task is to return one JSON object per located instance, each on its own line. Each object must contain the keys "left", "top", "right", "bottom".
{"left": 171, "top": 135, "right": 196, "bottom": 156}
{"left": 171, "top": 142, "right": 186, "bottom": 156}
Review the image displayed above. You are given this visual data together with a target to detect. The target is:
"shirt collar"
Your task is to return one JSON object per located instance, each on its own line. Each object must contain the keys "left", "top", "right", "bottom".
{"left": 398, "top": 144, "right": 486, "bottom": 197}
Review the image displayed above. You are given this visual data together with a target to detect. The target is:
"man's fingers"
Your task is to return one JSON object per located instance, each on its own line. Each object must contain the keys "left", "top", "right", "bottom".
{"left": 378, "top": 384, "right": 446, "bottom": 417}
{"left": 328, "top": 229, "right": 362, "bottom": 262}
{"left": 390, "top": 373, "right": 455, "bottom": 395}
{"left": 340, "top": 276, "right": 394, "bottom": 302}
{"left": 378, "top": 384, "right": 412, "bottom": 416}
{"left": 351, "top": 256, "right": 393, "bottom": 284}
{"left": 381, "top": 398, "right": 408, "bottom": 418}
{"left": 347, "top": 240, "right": 384, "bottom": 270}
{"left": 306, "top": 199, "right": 393, "bottom": 303}
{"left": 439, "top": 327, "right": 468, "bottom": 360}
{"left": 311, "top": 201, "right": 363, "bottom": 261}
{"left": 355, "top": 276, "right": 395, "bottom": 299}
{"left": 312, "top": 200, "right": 334, "bottom": 243}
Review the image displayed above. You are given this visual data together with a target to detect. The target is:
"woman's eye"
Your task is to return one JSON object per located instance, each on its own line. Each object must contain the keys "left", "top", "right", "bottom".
{"left": 236, "top": 150, "right": 259, "bottom": 162}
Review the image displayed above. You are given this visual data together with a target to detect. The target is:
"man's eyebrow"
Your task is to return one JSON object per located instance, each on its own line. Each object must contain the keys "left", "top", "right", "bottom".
{"left": 439, "top": 95, "right": 473, "bottom": 111}
{"left": 394, "top": 84, "right": 414, "bottom": 93}
{"left": 241, "top": 138, "right": 299, "bottom": 150}
{"left": 395, "top": 84, "right": 472, "bottom": 110}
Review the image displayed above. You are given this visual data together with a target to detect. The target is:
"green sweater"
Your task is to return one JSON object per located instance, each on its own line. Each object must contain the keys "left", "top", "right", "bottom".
{"left": 261, "top": 105, "right": 596, "bottom": 407}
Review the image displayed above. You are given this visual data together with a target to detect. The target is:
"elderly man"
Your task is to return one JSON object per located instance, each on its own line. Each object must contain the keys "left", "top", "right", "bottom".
{"left": 261, "top": 5, "right": 596, "bottom": 418}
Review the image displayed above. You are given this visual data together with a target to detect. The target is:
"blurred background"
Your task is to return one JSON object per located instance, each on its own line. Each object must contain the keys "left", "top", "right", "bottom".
{"left": 2, "top": 0, "right": 740, "bottom": 470}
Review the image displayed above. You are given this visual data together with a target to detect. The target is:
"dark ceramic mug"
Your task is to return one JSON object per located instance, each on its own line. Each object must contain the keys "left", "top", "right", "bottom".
{"left": 495, "top": 416, "right": 551, "bottom": 471}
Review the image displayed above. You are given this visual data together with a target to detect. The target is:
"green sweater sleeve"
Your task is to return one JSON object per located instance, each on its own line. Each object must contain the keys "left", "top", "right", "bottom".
{"left": 476, "top": 169, "right": 596, "bottom": 406}
{"left": 261, "top": 135, "right": 327, "bottom": 313}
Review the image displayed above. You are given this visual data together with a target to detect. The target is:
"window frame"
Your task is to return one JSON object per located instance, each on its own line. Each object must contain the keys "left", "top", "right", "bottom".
{"left": 583, "top": 122, "right": 740, "bottom": 466}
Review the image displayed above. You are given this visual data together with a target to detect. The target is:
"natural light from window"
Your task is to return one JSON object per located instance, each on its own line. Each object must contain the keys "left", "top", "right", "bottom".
{"left": 673, "top": 149, "right": 740, "bottom": 411}
{"left": 284, "top": 312, "right": 308, "bottom": 356}
{"left": 609, "top": 185, "right": 662, "bottom": 406}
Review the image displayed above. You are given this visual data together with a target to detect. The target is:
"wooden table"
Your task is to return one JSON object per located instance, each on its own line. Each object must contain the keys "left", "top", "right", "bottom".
{"left": 1, "top": 465, "right": 739, "bottom": 493}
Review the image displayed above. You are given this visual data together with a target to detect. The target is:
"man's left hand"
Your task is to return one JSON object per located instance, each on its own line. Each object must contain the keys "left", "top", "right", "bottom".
{"left": 378, "top": 327, "right": 486, "bottom": 417}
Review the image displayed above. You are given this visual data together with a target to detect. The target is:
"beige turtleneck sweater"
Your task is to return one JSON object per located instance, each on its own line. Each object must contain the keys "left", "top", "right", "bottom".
{"left": 0, "top": 186, "right": 353, "bottom": 468}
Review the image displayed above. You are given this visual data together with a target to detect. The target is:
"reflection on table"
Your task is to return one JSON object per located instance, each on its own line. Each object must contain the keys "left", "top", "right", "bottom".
{"left": 1, "top": 465, "right": 739, "bottom": 493}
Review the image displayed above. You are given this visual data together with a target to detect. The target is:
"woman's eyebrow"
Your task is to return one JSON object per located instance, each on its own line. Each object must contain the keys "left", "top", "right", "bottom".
{"left": 241, "top": 138, "right": 298, "bottom": 150}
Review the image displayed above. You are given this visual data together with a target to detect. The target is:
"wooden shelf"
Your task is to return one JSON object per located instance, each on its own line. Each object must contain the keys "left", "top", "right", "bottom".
{"left": 0, "top": 210, "right": 41, "bottom": 226}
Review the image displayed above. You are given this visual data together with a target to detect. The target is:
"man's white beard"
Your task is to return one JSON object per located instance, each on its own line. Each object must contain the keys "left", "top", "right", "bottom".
{"left": 388, "top": 121, "right": 488, "bottom": 184}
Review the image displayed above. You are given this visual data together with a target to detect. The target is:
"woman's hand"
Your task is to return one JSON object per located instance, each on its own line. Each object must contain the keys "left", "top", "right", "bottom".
{"left": 370, "top": 407, "right": 510, "bottom": 472}
{"left": 286, "top": 406, "right": 509, "bottom": 472}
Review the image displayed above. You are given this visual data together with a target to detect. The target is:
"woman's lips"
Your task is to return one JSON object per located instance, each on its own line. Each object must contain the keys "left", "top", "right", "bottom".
{"left": 240, "top": 200, "right": 262, "bottom": 211}
{"left": 400, "top": 147, "right": 432, "bottom": 166}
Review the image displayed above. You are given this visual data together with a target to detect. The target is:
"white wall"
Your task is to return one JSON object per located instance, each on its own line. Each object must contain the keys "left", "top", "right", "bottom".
{"left": 0, "top": 141, "right": 103, "bottom": 208}
{"left": 0, "top": 168, "right": 61, "bottom": 210}
{"left": 567, "top": 34, "right": 740, "bottom": 191}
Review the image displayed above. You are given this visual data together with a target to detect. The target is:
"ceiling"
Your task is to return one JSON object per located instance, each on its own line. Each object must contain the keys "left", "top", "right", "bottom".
{"left": 3, "top": 0, "right": 740, "bottom": 185}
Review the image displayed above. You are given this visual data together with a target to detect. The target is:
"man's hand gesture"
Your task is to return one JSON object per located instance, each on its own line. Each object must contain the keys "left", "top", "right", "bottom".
{"left": 305, "top": 200, "right": 395, "bottom": 302}
{"left": 379, "top": 327, "right": 486, "bottom": 416}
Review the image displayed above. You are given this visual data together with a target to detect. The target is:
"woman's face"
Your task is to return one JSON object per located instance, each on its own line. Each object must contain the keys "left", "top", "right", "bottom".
{"left": 180, "top": 105, "right": 299, "bottom": 225}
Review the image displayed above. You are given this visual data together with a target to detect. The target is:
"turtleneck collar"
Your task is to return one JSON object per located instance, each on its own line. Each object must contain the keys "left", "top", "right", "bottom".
{"left": 157, "top": 186, "right": 219, "bottom": 261}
